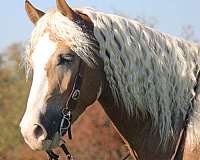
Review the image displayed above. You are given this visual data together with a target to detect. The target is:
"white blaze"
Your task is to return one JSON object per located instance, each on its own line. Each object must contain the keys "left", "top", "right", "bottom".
{"left": 20, "top": 33, "right": 57, "bottom": 130}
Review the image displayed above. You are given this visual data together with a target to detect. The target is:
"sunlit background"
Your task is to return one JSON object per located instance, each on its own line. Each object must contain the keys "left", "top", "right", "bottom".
{"left": 0, "top": 1, "right": 200, "bottom": 160}
{"left": 0, "top": 0, "right": 200, "bottom": 50}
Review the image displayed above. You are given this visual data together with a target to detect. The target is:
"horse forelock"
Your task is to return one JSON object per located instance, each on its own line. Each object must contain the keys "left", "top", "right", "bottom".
{"left": 24, "top": 9, "right": 98, "bottom": 79}
{"left": 81, "top": 8, "right": 200, "bottom": 147}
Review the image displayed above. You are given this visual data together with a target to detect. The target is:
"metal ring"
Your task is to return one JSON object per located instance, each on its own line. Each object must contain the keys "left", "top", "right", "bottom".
{"left": 60, "top": 116, "right": 71, "bottom": 136}
{"left": 62, "top": 108, "right": 69, "bottom": 116}
{"left": 72, "top": 90, "right": 80, "bottom": 100}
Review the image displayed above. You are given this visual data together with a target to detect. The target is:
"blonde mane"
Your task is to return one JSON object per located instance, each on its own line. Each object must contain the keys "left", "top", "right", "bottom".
{"left": 81, "top": 9, "right": 200, "bottom": 146}
{"left": 25, "top": 8, "right": 200, "bottom": 147}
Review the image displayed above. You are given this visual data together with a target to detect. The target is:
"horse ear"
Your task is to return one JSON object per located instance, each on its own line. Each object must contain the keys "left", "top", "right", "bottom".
{"left": 56, "top": 0, "right": 76, "bottom": 21}
{"left": 25, "top": 0, "right": 45, "bottom": 24}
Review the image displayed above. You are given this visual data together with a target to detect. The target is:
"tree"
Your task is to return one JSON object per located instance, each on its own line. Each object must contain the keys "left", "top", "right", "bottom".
{"left": 181, "top": 25, "right": 199, "bottom": 43}
{"left": 0, "top": 43, "right": 31, "bottom": 160}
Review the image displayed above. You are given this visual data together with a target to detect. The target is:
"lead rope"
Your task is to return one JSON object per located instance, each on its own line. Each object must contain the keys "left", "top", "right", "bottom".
{"left": 122, "top": 149, "right": 139, "bottom": 160}
{"left": 46, "top": 150, "right": 59, "bottom": 160}
{"left": 60, "top": 144, "right": 73, "bottom": 160}
{"left": 46, "top": 144, "right": 72, "bottom": 160}
{"left": 122, "top": 153, "right": 130, "bottom": 160}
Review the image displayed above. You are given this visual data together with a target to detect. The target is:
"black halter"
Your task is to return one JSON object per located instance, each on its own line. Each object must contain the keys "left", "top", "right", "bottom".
{"left": 59, "top": 60, "right": 84, "bottom": 138}
{"left": 46, "top": 60, "right": 84, "bottom": 160}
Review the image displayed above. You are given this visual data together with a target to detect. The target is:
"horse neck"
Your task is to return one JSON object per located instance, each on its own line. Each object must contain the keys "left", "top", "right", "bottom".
{"left": 98, "top": 82, "right": 180, "bottom": 160}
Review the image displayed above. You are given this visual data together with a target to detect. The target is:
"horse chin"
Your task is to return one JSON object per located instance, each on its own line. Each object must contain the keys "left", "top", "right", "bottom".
{"left": 27, "top": 132, "right": 61, "bottom": 151}
{"left": 44, "top": 132, "right": 61, "bottom": 150}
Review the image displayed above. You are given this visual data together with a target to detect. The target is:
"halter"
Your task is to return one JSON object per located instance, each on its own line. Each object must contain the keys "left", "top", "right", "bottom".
{"left": 45, "top": 57, "right": 131, "bottom": 160}
{"left": 46, "top": 60, "right": 84, "bottom": 160}
{"left": 46, "top": 14, "right": 91, "bottom": 160}
{"left": 59, "top": 60, "right": 84, "bottom": 138}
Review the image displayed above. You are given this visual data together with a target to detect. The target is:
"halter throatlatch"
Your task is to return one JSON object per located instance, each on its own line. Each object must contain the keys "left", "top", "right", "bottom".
{"left": 46, "top": 61, "right": 83, "bottom": 160}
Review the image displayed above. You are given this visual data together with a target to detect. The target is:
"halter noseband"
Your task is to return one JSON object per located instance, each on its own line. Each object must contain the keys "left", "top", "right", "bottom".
{"left": 47, "top": 60, "right": 84, "bottom": 160}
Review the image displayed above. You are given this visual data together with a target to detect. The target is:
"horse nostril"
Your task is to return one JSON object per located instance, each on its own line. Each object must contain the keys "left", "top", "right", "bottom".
{"left": 33, "top": 124, "right": 47, "bottom": 141}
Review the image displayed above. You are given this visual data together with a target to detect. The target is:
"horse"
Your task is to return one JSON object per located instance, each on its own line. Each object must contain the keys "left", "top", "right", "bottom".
{"left": 20, "top": 0, "right": 200, "bottom": 159}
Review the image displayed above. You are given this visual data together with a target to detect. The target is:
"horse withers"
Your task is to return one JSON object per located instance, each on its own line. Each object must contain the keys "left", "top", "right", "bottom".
{"left": 20, "top": 0, "right": 200, "bottom": 159}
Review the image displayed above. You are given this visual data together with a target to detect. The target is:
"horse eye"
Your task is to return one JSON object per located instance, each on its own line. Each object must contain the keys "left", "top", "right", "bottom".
{"left": 58, "top": 54, "right": 74, "bottom": 65}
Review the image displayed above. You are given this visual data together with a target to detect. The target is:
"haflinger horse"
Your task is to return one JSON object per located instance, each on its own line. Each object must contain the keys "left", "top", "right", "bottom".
{"left": 19, "top": 0, "right": 200, "bottom": 159}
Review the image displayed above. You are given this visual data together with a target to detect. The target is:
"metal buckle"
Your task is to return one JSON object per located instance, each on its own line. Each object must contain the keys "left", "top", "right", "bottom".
{"left": 72, "top": 89, "right": 80, "bottom": 100}
{"left": 59, "top": 111, "right": 71, "bottom": 136}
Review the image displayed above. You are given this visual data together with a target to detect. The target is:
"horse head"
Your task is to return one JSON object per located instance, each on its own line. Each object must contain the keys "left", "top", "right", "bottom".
{"left": 20, "top": 0, "right": 104, "bottom": 151}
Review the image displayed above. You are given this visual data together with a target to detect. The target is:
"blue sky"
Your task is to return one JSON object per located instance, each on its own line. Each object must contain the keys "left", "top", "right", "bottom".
{"left": 0, "top": 0, "right": 200, "bottom": 50}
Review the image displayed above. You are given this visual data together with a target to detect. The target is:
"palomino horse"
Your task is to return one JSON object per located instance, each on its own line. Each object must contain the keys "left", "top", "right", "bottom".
{"left": 20, "top": 0, "right": 200, "bottom": 159}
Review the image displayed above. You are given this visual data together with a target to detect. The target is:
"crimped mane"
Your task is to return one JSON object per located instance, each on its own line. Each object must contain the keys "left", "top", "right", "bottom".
{"left": 81, "top": 8, "right": 200, "bottom": 146}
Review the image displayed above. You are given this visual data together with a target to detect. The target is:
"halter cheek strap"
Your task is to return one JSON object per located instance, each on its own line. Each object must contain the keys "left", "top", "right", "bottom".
{"left": 59, "top": 60, "right": 84, "bottom": 138}
{"left": 46, "top": 60, "right": 84, "bottom": 160}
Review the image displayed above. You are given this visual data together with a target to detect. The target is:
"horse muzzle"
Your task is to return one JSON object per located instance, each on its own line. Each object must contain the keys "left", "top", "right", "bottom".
{"left": 20, "top": 122, "right": 60, "bottom": 151}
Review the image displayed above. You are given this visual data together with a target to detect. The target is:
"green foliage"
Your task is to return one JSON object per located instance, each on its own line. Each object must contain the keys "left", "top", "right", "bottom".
{"left": 0, "top": 43, "right": 31, "bottom": 159}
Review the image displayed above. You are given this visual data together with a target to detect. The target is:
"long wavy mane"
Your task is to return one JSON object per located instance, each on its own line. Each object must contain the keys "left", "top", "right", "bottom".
{"left": 25, "top": 8, "right": 200, "bottom": 147}
{"left": 81, "top": 9, "right": 200, "bottom": 146}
